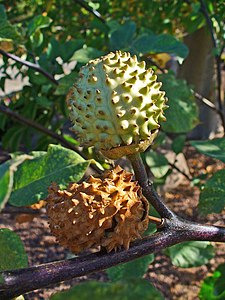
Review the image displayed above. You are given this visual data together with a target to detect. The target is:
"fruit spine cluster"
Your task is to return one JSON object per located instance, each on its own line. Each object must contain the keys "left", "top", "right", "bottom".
{"left": 46, "top": 166, "right": 149, "bottom": 253}
{"left": 68, "top": 51, "right": 167, "bottom": 155}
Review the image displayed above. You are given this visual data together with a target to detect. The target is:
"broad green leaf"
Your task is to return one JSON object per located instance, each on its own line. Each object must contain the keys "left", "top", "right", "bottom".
{"left": 110, "top": 20, "right": 136, "bottom": 50}
{"left": 199, "top": 170, "right": 225, "bottom": 215}
{"left": 70, "top": 47, "right": 104, "bottom": 64}
{"left": 54, "top": 72, "right": 77, "bottom": 95}
{"left": 9, "top": 144, "right": 90, "bottom": 206}
{"left": 50, "top": 279, "right": 164, "bottom": 300}
{"left": 0, "top": 155, "right": 33, "bottom": 210}
{"left": 168, "top": 241, "right": 214, "bottom": 268}
{"left": 159, "top": 73, "right": 199, "bottom": 133}
{"left": 107, "top": 255, "right": 154, "bottom": 282}
{"left": 132, "top": 33, "right": 189, "bottom": 59}
{"left": 199, "top": 263, "right": 225, "bottom": 299}
{"left": 28, "top": 15, "right": 52, "bottom": 35}
{"left": 0, "top": 228, "right": 28, "bottom": 271}
{"left": 190, "top": 138, "right": 225, "bottom": 163}
{"left": 171, "top": 135, "right": 186, "bottom": 154}
{"left": 0, "top": 5, "right": 20, "bottom": 42}
{"left": 145, "top": 150, "right": 170, "bottom": 178}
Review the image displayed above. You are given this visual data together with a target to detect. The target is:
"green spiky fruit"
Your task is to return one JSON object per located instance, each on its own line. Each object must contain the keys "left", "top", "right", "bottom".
{"left": 68, "top": 51, "right": 168, "bottom": 159}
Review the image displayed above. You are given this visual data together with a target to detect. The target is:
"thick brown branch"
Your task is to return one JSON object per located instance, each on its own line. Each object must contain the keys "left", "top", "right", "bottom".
{"left": 0, "top": 218, "right": 224, "bottom": 299}
{"left": 0, "top": 49, "right": 58, "bottom": 85}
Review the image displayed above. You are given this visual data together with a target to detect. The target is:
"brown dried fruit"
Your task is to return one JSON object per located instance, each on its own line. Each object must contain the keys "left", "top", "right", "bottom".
{"left": 46, "top": 166, "right": 149, "bottom": 253}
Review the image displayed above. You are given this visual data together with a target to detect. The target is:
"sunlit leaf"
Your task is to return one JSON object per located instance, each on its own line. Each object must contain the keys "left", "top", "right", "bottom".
{"left": 9, "top": 144, "right": 90, "bottom": 206}
{"left": 190, "top": 138, "right": 225, "bottom": 163}
{"left": 168, "top": 241, "right": 214, "bottom": 268}
{"left": 199, "top": 263, "right": 225, "bottom": 300}
{"left": 145, "top": 150, "right": 170, "bottom": 178}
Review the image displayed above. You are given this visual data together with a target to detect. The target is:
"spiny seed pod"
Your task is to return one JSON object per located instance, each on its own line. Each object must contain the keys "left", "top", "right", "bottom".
{"left": 46, "top": 166, "right": 149, "bottom": 253}
{"left": 68, "top": 51, "right": 168, "bottom": 159}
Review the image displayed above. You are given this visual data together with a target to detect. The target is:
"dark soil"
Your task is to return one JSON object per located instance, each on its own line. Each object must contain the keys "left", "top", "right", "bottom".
{"left": 0, "top": 146, "right": 225, "bottom": 300}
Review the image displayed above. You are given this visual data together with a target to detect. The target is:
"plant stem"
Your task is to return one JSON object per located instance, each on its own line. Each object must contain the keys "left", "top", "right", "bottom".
{"left": 0, "top": 49, "right": 58, "bottom": 85}
{"left": 1, "top": 219, "right": 224, "bottom": 299}
{"left": 127, "top": 152, "right": 175, "bottom": 219}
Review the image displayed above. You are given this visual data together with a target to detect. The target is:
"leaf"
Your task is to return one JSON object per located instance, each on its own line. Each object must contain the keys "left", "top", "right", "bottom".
{"left": 28, "top": 15, "right": 52, "bottom": 35}
{"left": 0, "top": 155, "right": 33, "bottom": 211}
{"left": 107, "top": 255, "right": 154, "bottom": 282}
{"left": 199, "top": 170, "right": 225, "bottom": 215}
{"left": 9, "top": 144, "right": 90, "bottom": 207}
{"left": 70, "top": 47, "right": 104, "bottom": 64}
{"left": 132, "top": 33, "right": 189, "bottom": 59}
{"left": 0, "top": 228, "right": 28, "bottom": 271}
{"left": 171, "top": 135, "right": 186, "bottom": 154}
{"left": 0, "top": 5, "right": 21, "bottom": 42}
{"left": 50, "top": 279, "right": 164, "bottom": 300}
{"left": 145, "top": 150, "right": 170, "bottom": 178}
{"left": 199, "top": 263, "right": 225, "bottom": 300}
{"left": 159, "top": 73, "right": 199, "bottom": 133}
{"left": 110, "top": 20, "right": 137, "bottom": 50}
{"left": 190, "top": 138, "right": 225, "bottom": 163}
{"left": 54, "top": 72, "right": 77, "bottom": 95}
{"left": 168, "top": 241, "right": 214, "bottom": 268}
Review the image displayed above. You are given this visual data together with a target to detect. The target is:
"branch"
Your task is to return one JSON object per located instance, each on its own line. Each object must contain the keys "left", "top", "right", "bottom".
{"left": 0, "top": 104, "right": 75, "bottom": 151}
{"left": 74, "top": 0, "right": 106, "bottom": 24}
{"left": 0, "top": 49, "right": 58, "bottom": 85}
{"left": 1, "top": 218, "right": 224, "bottom": 299}
{"left": 127, "top": 153, "right": 175, "bottom": 219}
{"left": 0, "top": 104, "right": 102, "bottom": 174}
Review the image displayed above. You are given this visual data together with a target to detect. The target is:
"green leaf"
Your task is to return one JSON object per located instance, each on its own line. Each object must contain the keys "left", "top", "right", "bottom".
{"left": 199, "top": 170, "right": 225, "bottom": 215}
{"left": 9, "top": 144, "right": 90, "bottom": 206}
{"left": 50, "top": 279, "right": 164, "bottom": 300}
{"left": 145, "top": 150, "right": 170, "bottom": 178}
{"left": 171, "top": 135, "right": 186, "bottom": 154}
{"left": 0, "top": 155, "right": 33, "bottom": 210}
{"left": 70, "top": 47, "right": 104, "bottom": 64}
{"left": 132, "top": 33, "right": 189, "bottom": 59}
{"left": 0, "top": 5, "right": 21, "bottom": 42}
{"left": 159, "top": 73, "right": 199, "bottom": 133}
{"left": 0, "top": 228, "right": 28, "bottom": 271}
{"left": 54, "top": 72, "right": 77, "bottom": 95}
{"left": 199, "top": 263, "right": 225, "bottom": 300}
{"left": 190, "top": 138, "right": 225, "bottom": 163}
{"left": 107, "top": 255, "right": 154, "bottom": 282}
{"left": 28, "top": 15, "right": 52, "bottom": 35}
{"left": 110, "top": 20, "right": 136, "bottom": 50}
{"left": 168, "top": 241, "right": 214, "bottom": 268}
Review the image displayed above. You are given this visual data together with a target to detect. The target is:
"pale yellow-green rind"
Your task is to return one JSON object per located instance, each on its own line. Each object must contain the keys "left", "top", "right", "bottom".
{"left": 68, "top": 51, "right": 167, "bottom": 158}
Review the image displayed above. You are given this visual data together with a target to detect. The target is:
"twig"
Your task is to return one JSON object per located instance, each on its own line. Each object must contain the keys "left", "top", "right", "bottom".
{"left": 168, "top": 162, "right": 192, "bottom": 181}
{"left": 127, "top": 152, "right": 175, "bottom": 219}
{"left": 199, "top": 0, "right": 225, "bottom": 134}
{"left": 1, "top": 218, "right": 224, "bottom": 299}
{"left": 74, "top": 0, "right": 106, "bottom": 24}
{"left": 0, "top": 104, "right": 76, "bottom": 151}
{"left": 0, "top": 49, "right": 58, "bottom": 85}
{"left": 0, "top": 104, "right": 102, "bottom": 174}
